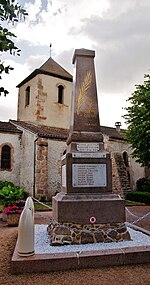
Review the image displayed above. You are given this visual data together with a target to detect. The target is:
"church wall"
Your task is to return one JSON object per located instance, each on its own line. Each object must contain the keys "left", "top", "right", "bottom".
{"left": 17, "top": 74, "right": 72, "bottom": 129}
{"left": 131, "top": 158, "right": 145, "bottom": 188}
{"left": 19, "top": 130, "right": 36, "bottom": 196}
{"left": 37, "top": 75, "right": 72, "bottom": 129}
{"left": 0, "top": 133, "right": 21, "bottom": 186}
{"left": 17, "top": 77, "right": 38, "bottom": 122}
{"left": 34, "top": 137, "right": 48, "bottom": 199}
{"left": 103, "top": 134, "right": 145, "bottom": 190}
{"left": 47, "top": 139, "right": 66, "bottom": 200}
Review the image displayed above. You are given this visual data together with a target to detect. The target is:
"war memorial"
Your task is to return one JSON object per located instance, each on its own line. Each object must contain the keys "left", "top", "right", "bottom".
{"left": 48, "top": 48, "right": 130, "bottom": 245}
{"left": 11, "top": 49, "right": 150, "bottom": 274}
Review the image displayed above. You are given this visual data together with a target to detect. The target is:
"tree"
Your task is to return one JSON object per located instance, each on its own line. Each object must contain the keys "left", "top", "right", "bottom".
{"left": 123, "top": 74, "right": 150, "bottom": 168}
{"left": 0, "top": 0, "right": 28, "bottom": 96}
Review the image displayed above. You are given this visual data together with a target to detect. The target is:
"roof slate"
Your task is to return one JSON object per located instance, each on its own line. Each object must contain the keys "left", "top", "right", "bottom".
{"left": 100, "top": 126, "right": 126, "bottom": 140}
{"left": 0, "top": 121, "right": 22, "bottom": 133}
{"left": 17, "top": 57, "right": 73, "bottom": 88}
{"left": 9, "top": 120, "right": 125, "bottom": 141}
{"left": 10, "top": 120, "right": 68, "bottom": 140}
{"left": 39, "top": 58, "right": 72, "bottom": 80}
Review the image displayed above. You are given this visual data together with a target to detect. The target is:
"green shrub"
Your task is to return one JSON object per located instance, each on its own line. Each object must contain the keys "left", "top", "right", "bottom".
{"left": 0, "top": 182, "right": 27, "bottom": 206}
{"left": 0, "top": 180, "right": 15, "bottom": 190}
{"left": 40, "top": 196, "right": 47, "bottom": 202}
{"left": 136, "top": 178, "right": 150, "bottom": 193}
{"left": 126, "top": 191, "right": 150, "bottom": 205}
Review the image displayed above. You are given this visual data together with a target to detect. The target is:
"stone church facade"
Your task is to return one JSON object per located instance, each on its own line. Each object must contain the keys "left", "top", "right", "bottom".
{"left": 0, "top": 57, "right": 145, "bottom": 200}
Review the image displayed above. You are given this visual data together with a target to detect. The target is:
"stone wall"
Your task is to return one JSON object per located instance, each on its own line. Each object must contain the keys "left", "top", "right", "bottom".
{"left": 17, "top": 74, "right": 72, "bottom": 130}
{"left": 19, "top": 130, "right": 36, "bottom": 195}
{"left": 35, "top": 78, "right": 47, "bottom": 122}
{"left": 47, "top": 139, "right": 66, "bottom": 199}
{"left": 112, "top": 152, "right": 131, "bottom": 197}
{"left": 103, "top": 135, "right": 145, "bottom": 192}
{"left": 17, "top": 76, "right": 38, "bottom": 122}
{"left": 34, "top": 138, "right": 66, "bottom": 200}
{"left": 0, "top": 133, "right": 21, "bottom": 186}
{"left": 35, "top": 138, "right": 48, "bottom": 199}
{"left": 111, "top": 153, "right": 124, "bottom": 198}
{"left": 48, "top": 220, "right": 131, "bottom": 245}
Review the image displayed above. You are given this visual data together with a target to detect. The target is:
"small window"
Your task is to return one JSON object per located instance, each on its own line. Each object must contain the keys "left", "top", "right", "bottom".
{"left": 123, "top": 151, "right": 130, "bottom": 182}
{"left": 123, "top": 151, "right": 129, "bottom": 167}
{"left": 1, "top": 145, "right": 11, "bottom": 170}
{"left": 25, "top": 86, "right": 30, "bottom": 106}
{"left": 58, "top": 85, "right": 64, "bottom": 104}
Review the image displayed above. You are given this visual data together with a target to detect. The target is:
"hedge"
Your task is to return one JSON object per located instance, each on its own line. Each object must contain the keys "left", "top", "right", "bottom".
{"left": 126, "top": 191, "right": 150, "bottom": 205}
{"left": 136, "top": 178, "right": 150, "bottom": 193}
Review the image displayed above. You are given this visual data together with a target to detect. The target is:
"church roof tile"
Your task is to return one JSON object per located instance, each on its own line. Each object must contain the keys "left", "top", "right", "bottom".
{"left": 100, "top": 126, "right": 126, "bottom": 141}
{"left": 0, "top": 121, "right": 22, "bottom": 133}
{"left": 10, "top": 120, "right": 68, "bottom": 140}
{"left": 17, "top": 57, "right": 73, "bottom": 88}
{"left": 9, "top": 120, "right": 125, "bottom": 141}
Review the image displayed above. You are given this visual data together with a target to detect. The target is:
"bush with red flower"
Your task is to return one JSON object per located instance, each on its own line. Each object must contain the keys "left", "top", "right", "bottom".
{"left": 3, "top": 200, "right": 25, "bottom": 215}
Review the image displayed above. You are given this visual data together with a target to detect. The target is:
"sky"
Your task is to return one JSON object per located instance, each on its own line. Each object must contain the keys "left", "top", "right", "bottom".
{"left": 0, "top": 0, "right": 150, "bottom": 128}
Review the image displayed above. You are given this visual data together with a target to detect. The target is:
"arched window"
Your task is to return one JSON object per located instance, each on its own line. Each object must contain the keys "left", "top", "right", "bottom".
{"left": 123, "top": 151, "right": 129, "bottom": 167}
{"left": 25, "top": 86, "right": 30, "bottom": 106}
{"left": 1, "top": 145, "right": 11, "bottom": 170}
{"left": 58, "top": 85, "right": 64, "bottom": 104}
{"left": 123, "top": 151, "right": 130, "bottom": 182}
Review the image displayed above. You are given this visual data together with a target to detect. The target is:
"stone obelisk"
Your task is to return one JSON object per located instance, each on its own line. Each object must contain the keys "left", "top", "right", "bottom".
{"left": 49, "top": 49, "right": 130, "bottom": 245}
{"left": 67, "top": 49, "right": 103, "bottom": 146}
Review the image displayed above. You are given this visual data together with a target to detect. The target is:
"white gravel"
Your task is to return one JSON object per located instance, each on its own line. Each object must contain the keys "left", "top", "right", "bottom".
{"left": 34, "top": 224, "right": 150, "bottom": 254}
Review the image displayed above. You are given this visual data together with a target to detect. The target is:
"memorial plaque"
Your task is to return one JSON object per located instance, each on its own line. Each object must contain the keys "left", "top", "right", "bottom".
{"left": 72, "top": 164, "right": 106, "bottom": 187}
{"left": 72, "top": 152, "right": 106, "bottom": 158}
{"left": 77, "top": 143, "right": 99, "bottom": 152}
{"left": 62, "top": 165, "right": 66, "bottom": 187}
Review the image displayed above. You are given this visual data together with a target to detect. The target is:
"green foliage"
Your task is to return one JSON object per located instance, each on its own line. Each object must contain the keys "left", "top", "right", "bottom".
{"left": 0, "top": 180, "right": 14, "bottom": 189}
{"left": 123, "top": 74, "right": 150, "bottom": 167}
{"left": 126, "top": 191, "right": 150, "bottom": 205}
{"left": 40, "top": 196, "right": 47, "bottom": 202}
{"left": 136, "top": 177, "right": 150, "bottom": 193}
{"left": 0, "top": 0, "right": 28, "bottom": 96}
{"left": 0, "top": 181, "right": 26, "bottom": 206}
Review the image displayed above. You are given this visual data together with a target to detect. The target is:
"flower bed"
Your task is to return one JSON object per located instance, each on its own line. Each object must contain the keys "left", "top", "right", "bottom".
{"left": 3, "top": 200, "right": 25, "bottom": 226}
{"left": 6, "top": 213, "right": 21, "bottom": 226}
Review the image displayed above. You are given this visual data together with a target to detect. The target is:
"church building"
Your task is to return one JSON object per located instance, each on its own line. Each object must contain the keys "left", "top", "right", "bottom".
{"left": 0, "top": 57, "right": 145, "bottom": 200}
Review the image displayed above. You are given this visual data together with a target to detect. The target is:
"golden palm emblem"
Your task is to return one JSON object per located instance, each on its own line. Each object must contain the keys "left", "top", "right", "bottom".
{"left": 77, "top": 71, "right": 92, "bottom": 113}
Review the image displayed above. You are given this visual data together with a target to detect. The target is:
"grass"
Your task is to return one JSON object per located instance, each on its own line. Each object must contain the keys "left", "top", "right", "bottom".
{"left": 125, "top": 200, "right": 146, "bottom": 206}
{"left": 34, "top": 202, "right": 52, "bottom": 211}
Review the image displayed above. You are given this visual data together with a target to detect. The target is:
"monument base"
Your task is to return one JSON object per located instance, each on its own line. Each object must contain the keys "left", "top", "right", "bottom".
{"left": 52, "top": 192, "right": 126, "bottom": 224}
{"left": 48, "top": 220, "right": 131, "bottom": 245}
{"left": 49, "top": 192, "right": 131, "bottom": 245}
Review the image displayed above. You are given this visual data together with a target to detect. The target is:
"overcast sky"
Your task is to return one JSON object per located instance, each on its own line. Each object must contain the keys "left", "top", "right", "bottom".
{"left": 0, "top": 0, "right": 150, "bottom": 128}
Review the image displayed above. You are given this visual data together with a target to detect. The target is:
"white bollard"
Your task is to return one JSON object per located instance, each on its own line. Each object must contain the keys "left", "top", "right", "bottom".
{"left": 25, "top": 196, "right": 34, "bottom": 219}
{"left": 17, "top": 197, "right": 34, "bottom": 256}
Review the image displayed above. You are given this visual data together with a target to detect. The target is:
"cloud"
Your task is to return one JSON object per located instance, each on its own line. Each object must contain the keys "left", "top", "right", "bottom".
{"left": 11, "top": 0, "right": 109, "bottom": 52}
{"left": 26, "top": 54, "right": 47, "bottom": 71}
{"left": 1, "top": 0, "right": 150, "bottom": 127}
{"left": 14, "top": 0, "right": 149, "bottom": 95}
{"left": 0, "top": 104, "right": 17, "bottom": 121}
{"left": 25, "top": 0, "right": 42, "bottom": 22}
{"left": 0, "top": 60, "right": 30, "bottom": 121}
{"left": 78, "top": 0, "right": 150, "bottom": 94}
{"left": 55, "top": 49, "right": 74, "bottom": 74}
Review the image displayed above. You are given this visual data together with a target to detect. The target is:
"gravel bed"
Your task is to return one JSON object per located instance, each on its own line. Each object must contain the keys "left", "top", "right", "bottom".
{"left": 35, "top": 224, "right": 150, "bottom": 254}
